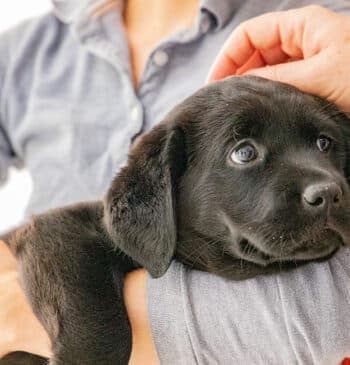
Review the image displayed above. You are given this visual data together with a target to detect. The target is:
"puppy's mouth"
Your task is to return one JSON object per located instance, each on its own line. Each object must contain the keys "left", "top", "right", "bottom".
{"left": 235, "top": 238, "right": 274, "bottom": 265}
{"left": 221, "top": 211, "right": 346, "bottom": 266}
{"left": 229, "top": 229, "right": 342, "bottom": 267}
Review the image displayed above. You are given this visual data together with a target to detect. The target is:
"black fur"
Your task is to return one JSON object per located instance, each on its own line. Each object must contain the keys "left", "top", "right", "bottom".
{"left": 2, "top": 76, "right": 350, "bottom": 364}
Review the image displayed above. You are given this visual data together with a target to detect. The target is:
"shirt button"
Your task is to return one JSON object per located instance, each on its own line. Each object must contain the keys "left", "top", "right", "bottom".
{"left": 131, "top": 105, "right": 139, "bottom": 121}
{"left": 153, "top": 50, "right": 169, "bottom": 67}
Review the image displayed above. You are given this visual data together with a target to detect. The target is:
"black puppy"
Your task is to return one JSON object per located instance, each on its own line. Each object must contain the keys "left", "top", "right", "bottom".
{"left": 2, "top": 76, "right": 350, "bottom": 365}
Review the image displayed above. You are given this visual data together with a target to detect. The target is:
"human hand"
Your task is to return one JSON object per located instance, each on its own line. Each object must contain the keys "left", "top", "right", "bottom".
{"left": 0, "top": 240, "right": 51, "bottom": 358}
{"left": 207, "top": 5, "right": 350, "bottom": 113}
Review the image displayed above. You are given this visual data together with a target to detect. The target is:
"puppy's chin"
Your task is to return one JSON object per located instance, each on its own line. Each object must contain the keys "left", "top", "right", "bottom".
{"left": 221, "top": 211, "right": 344, "bottom": 266}
{"left": 227, "top": 229, "right": 342, "bottom": 267}
{"left": 226, "top": 237, "right": 275, "bottom": 266}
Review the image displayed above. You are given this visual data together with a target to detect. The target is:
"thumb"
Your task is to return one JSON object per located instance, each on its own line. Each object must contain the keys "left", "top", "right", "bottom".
{"left": 245, "top": 53, "right": 328, "bottom": 99}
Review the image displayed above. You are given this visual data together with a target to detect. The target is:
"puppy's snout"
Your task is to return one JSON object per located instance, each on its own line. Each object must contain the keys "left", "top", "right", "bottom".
{"left": 303, "top": 183, "right": 342, "bottom": 211}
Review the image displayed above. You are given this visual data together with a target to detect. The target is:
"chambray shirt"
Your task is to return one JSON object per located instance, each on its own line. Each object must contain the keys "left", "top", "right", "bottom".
{"left": 1, "top": 0, "right": 350, "bottom": 216}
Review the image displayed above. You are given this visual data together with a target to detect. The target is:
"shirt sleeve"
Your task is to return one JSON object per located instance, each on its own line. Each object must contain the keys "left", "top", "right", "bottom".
{"left": 148, "top": 2, "right": 350, "bottom": 364}
{"left": 0, "top": 123, "right": 18, "bottom": 186}
{"left": 146, "top": 248, "right": 350, "bottom": 365}
{"left": 0, "top": 29, "right": 21, "bottom": 187}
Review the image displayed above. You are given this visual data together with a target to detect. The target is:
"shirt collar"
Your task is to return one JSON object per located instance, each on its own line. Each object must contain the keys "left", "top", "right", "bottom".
{"left": 52, "top": 0, "right": 241, "bottom": 27}
{"left": 52, "top": 0, "right": 93, "bottom": 22}
{"left": 200, "top": 0, "right": 241, "bottom": 29}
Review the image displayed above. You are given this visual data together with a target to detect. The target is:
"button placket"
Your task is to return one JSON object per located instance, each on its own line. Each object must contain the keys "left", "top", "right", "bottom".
{"left": 83, "top": 37, "right": 144, "bottom": 135}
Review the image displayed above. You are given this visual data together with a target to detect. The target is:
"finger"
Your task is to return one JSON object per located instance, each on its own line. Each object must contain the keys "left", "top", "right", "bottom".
{"left": 207, "top": 10, "right": 301, "bottom": 82}
{"left": 235, "top": 47, "right": 291, "bottom": 75}
{"left": 260, "top": 46, "right": 291, "bottom": 66}
{"left": 207, "top": 6, "right": 340, "bottom": 82}
{"left": 207, "top": 50, "right": 240, "bottom": 81}
{"left": 236, "top": 50, "right": 265, "bottom": 75}
{"left": 244, "top": 52, "right": 328, "bottom": 99}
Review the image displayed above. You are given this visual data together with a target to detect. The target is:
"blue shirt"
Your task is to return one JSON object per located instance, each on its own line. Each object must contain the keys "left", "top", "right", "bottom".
{"left": 1, "top": 0, "right": 350, "bottom": 215}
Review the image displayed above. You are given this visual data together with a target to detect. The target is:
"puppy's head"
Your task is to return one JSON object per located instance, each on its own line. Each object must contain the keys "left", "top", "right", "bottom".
{"left": 105, "top": 76, "right": 350, "bottom": 278}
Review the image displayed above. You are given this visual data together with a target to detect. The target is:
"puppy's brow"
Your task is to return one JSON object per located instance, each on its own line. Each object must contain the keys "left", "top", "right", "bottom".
{"left": 229, "top": 116, "right": 261, "bottom": 139}
{"left": 302, "top": 118, "right": 342, "bottom": 144}
{"left": 285, "top": 153, "right": 338, "bottom": 179}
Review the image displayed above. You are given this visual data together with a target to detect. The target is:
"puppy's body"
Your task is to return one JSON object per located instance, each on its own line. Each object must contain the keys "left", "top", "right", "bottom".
{"left": 2, "top": 76, "right": 350, "bottom": 365}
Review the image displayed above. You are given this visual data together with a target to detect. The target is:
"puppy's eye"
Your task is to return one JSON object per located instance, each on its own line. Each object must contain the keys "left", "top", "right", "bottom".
{"left": 317, "top": 135, "right": 332, "bottom": 152}
{"left": 230, "top": 143, "right": 257, "bottom": 164}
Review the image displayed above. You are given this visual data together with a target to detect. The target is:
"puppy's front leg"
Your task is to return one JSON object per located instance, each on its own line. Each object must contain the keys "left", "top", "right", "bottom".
{"left": 8, "top": 202, "right": 133, "bottom": 365}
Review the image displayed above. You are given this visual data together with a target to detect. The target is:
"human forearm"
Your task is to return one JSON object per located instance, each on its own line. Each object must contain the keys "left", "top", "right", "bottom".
{"left": 0, "top": 239, "right": 51, "bottom": 359}
{"left": 123, "top": 269, "right": 159, "bottom": 365}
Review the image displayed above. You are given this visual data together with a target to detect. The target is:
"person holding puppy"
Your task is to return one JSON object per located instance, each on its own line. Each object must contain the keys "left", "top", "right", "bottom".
{"left": 1, "top": 2, "right": 350, "bottom": 365}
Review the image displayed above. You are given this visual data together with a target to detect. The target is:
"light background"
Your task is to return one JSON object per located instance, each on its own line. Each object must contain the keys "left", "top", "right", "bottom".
{"left": 0, "top": 1, "right": 52, "bottom": 232}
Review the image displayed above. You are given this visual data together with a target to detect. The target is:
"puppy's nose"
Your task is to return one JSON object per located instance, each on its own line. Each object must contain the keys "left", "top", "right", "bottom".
{"left": 303, "top": 183, "right": 342, "bottom": 210}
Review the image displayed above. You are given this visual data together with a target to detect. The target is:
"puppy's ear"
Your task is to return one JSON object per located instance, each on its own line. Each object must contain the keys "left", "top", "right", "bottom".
{"left": 104, "top": 124, "right": 186, "bottom": 278}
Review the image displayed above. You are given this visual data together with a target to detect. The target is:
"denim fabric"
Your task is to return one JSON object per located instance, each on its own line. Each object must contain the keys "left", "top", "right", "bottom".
{"left": 147, "top": 248, "right": 350, "bottom": 365}
{"left": 0, "top": 0, "right": 237, "bottom": 215}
